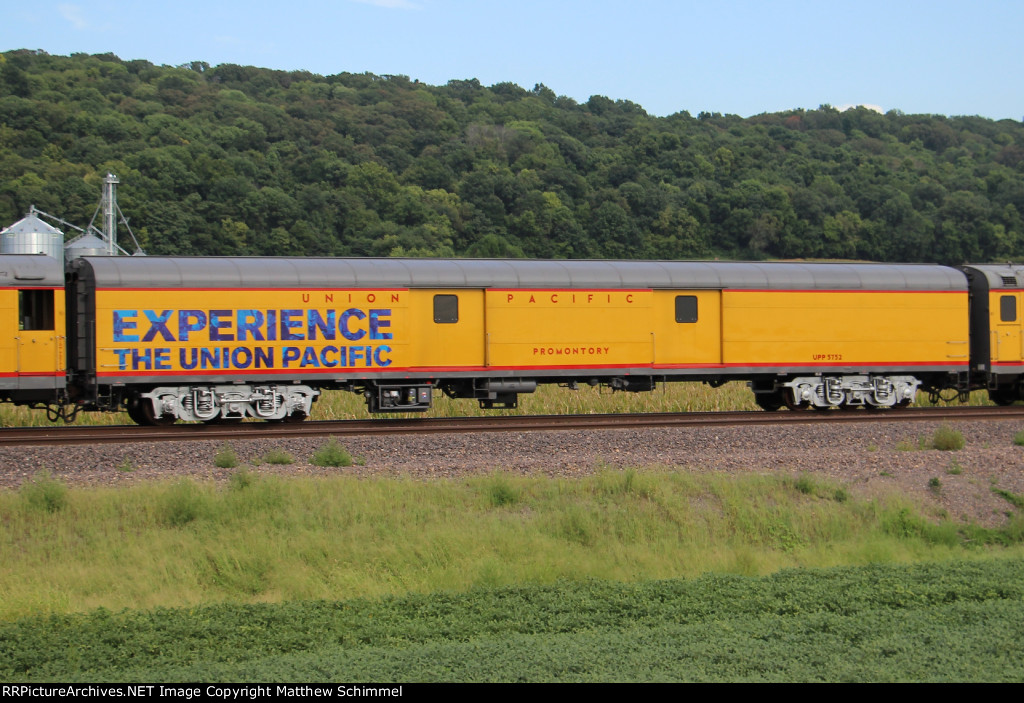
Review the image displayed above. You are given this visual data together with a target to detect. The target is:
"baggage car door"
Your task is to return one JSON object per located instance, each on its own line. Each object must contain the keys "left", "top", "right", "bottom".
{"left": 408, "top": 289, "right": 486, "bottom": 370}
{"left": 653, "top": 290, "right": 722, "bottom": 368}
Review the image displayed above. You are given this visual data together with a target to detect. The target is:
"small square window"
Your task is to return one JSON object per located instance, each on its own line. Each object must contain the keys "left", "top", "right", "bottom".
{"left": 675, "top": 295, "right": 698, "bottom": 323}
{"left": 1001, "top": 295, "right": 1017, "bottom": 323}
{"left": 19, "top": 289, "right": 54, "bottom": 331}
{"left": 434, "top": 294, "right": 459, "bottom": 323}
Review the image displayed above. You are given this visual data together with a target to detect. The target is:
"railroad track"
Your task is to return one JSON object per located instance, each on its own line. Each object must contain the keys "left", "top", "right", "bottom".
{"left": 3, "top": 405, "right": 1024, "bottom": 447}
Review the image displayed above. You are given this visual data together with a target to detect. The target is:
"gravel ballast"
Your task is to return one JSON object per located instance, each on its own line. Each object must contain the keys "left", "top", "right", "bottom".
{"left": 2, "top": 418, "right": 1023, "bottom": 527}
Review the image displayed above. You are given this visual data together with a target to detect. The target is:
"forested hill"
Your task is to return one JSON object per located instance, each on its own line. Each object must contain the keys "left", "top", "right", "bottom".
{"left": 2, "top": 50, "right": 1023, "bottom": 264}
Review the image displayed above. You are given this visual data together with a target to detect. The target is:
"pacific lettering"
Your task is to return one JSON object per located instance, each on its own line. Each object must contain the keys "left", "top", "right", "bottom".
{"left": 501, "top": 292, "right": 641, "bottom": 305}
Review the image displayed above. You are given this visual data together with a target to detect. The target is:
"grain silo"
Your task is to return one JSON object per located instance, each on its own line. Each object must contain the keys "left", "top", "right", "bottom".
{"left": 0, "top": 208, "right": 64, "bottom": 259}
{"left": 63, "top": 232, "right": 110, "bottom": 261}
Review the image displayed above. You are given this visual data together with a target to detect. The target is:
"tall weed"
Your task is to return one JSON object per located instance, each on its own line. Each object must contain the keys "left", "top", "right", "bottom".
{"left": 311, "top": 438, "right": 353, "bottom": 467}
{"left": 19, "top": 471, "right": 68, "bottom": 513}
{"left": 159, "top": 480, "right": 209, "bottom": 527}
{"left": 932, "top": 426, "right": 965, "bottom": 451}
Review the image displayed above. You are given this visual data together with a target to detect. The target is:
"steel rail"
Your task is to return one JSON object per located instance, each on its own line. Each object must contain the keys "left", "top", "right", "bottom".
{"left": 2, "top": 405, "right": 1024, "bottom": 447}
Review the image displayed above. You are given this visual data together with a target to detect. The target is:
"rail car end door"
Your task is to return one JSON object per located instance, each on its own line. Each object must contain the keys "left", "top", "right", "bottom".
{"left": 14, "top": 288, "right": 65, "bottom": 390}
{"left": 992, "top": 291, "right": 1023, "bottom": 365}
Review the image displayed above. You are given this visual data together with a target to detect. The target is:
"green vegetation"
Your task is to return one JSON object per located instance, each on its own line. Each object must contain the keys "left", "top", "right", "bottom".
{"left": 213, "top": 444, "right": 239, "bottom": 468}
{"left": 993, "top": 487, "right": 1024, "bottom": 511}
{"left": 158, "top": 479, "right": 208, "bottom": 527}
{"left": 1013, "top": 430, "right": 1024, "bottom": 447}
{"left": 793, "top": 474, "right": 817, "bottom": 495}
{"left": 17, "top": 471, "right": 68, "bottom": 514}
{"left": 228, "top": 468, "right": 255, "bottom": 491}
{"left": 792, "top": 474, "right": 847, "bottom": 502}
{"left": 2, "top": 470, "right": 1023, "bottom": 622}
{"left": 3, "top": 560, "right": 1023, "bottom": 682}
{"left": 895, "top": 437, "right": 926, "bottom": 451}
{"left": 4, "top": 460, "right": 1024, "bottom": 680}
{"left": 482, "top": 473, "right": 521, "bottom": 507}
{"left": 310, "top": 437, "right": 354, "bottom": 467}
{"left": 896, "top": 426, "right": 968, "bottom": 452}
{"left": 263, "top": 448, "right": 295, "bottom": 465}
{"left": 2, "top": 51, "right": 1024, "bottom": 265}
{"left": 931, "top": 426, "right": 965, "bottom": 451}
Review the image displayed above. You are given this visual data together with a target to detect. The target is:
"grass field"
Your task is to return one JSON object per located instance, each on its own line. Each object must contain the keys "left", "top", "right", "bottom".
{"left": 4, "top": 560, "right": 1023, "bottom": 682}
{"left": 1, "top": 382, "right": 1017, "bottom": 681}
{"left": 3, "top": 469, "right": 1023, "bottom": 621}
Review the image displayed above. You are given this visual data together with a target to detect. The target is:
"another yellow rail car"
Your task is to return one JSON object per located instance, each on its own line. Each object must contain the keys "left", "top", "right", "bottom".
{"left": 0, "top": 255, "right": 66, "bottom": 407}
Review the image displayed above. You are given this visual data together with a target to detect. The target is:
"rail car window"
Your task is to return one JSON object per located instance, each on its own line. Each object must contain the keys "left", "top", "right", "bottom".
{"left": 19, "top": 289, "right": 54, "bottom": 331}
{"left": 434, "top": 294, "right": 459, "bottom": 324}
{"left": 675, "top": 295, "right": 698, "bottom": 323}
{"left": 1001, "top": 295, "right": 1017, "bottom": 322}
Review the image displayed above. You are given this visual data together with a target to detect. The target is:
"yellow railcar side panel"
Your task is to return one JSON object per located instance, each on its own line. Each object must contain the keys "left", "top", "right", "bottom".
{"left": 95, "top": 289, "right": 410, "bottom": 377}
{"left": 722, "top": 291, "right": 969, "bottom": 365}
{"left": 650, "top": 290, "right": 722, "bottom": 366}
{"left": 0, "top": 290, "right": 16, "bottom": 376}
{"left": 485, "top": 290, "right": 653, "bottom": 368}
{"left": 56, "top": 289, "right": 68, "bottom": 374}
{"left": 989, "top": 291, "right": 1023, "bottom": 363}
{"left": 92, "top": 287, "right": 971, "bottom": 377}
{"left": 406, "top": 289, "right": 485, "bottom": 369}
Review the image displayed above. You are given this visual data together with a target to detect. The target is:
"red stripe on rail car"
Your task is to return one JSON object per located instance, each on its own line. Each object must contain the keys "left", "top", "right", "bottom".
{"left": 0, "top": 371, "right": 66, "bottom": 377}
{"left": 95, "top": 359, "right": 968, "bottom": 379}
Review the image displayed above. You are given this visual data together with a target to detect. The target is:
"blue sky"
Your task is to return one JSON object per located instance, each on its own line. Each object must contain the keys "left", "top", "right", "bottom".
{"left": 3, "top": 0, "right": 1022, "bottom": 120}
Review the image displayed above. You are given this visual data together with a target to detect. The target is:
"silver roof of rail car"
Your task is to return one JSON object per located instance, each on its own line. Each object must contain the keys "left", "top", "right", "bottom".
{"left": 960, "top": 264, "right": 1024, "bottom": 290}
{"left": 73, "top": 257, "right": 968, "bottom": 291}
{"left": 0, "top": 254, "right": 65, "bottom": 287}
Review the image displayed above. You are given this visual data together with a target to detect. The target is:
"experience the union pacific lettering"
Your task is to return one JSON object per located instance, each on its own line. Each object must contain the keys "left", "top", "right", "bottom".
{"left": 106, "top": 307, "right": 395, "bottom": 372}
{"left": 112, "top": 308, "right": 393, "bottom": 343}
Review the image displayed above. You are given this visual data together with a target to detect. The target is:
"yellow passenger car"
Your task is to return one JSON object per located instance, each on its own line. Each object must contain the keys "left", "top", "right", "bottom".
{"left": 65, "top": 257, "right": 971, "bottom": 422}
{"left": 0, "top": 255, "right": 65, "bottom": 405}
